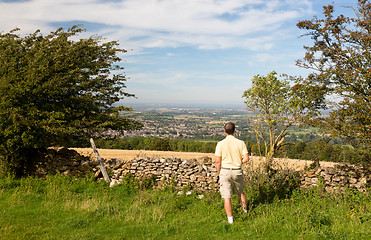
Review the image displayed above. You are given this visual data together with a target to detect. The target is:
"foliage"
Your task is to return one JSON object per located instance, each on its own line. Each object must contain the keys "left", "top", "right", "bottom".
{"left": 276, "top": 138, "right": 370, "bottom": 165}
{"left": 95, "top": 137, "right": 217, "bottom": 153}
{"left": 244, "top": 164, "right": 301, "bottom": 205}
{"left": 0, "top": 174, "right": 369, "bottom": 239}
{"left": 242, "top": 71, "right": 325, "bottom": 164}
{"left": 0, "top": 26, "right": 141, "bottom": 176}
{"left": 296, "top": 0, "right": 371, "bottom": 147}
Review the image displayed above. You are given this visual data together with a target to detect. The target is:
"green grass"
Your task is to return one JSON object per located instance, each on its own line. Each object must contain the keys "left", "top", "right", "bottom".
{"left": 0, "top": 174, "right": 370, "bottom": 239}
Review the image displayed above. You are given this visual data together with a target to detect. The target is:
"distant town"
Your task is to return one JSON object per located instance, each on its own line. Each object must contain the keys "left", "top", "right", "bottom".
{"left": 122, "top": 107, "right": 248, "bottom": 140}
{"left": 115, "top": 105, "right": 325, "bottom": 143}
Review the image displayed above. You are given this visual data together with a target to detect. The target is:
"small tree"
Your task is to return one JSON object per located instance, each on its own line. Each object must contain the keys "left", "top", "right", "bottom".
{"left": 296, "top": 0, "right": 371, "bottom": 147}
{"left": 242, "top": 71, "right": 325, "bottom": 166}
{"left": 0, "top": 26, "right": 142, "bottom": 176}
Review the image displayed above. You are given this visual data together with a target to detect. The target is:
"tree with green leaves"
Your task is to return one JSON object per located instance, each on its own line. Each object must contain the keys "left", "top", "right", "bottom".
{"left": 296, "top": 0, "right": 371, "bottom": 148}
{"left": 242, "top": 71, "right": 325, "bottom": 165}
{"left": 0, "top": 26, "right": 141, "bottom": 176}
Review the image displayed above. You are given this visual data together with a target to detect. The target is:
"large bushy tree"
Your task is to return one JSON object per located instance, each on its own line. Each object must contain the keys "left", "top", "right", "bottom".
{"left": 0, "top": 26, "right": 141, "bottom": 176}
{"left": 296, "top": 0, "right": 371, "bottom": 147}
{"left": 242, "top": 71, "right": 325, "bottom": 165}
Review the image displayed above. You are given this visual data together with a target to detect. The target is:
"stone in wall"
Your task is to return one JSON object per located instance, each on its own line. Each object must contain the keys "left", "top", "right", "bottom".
{"left": 301, "top": 163, "right": 370, "bottom": 193}
{"left": 105, "top": 156, "right": 219, "bottom": 191}
{"left": 34, "top": 148, "right": 95, "bottom": 178}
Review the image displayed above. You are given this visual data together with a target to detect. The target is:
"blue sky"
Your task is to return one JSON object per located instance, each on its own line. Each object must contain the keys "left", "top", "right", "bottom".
{"left": 0, "top": 0, "right": 358, "bottom": 108}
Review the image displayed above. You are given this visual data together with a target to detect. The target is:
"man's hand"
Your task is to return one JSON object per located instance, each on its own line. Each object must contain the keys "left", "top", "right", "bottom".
{"left": 242, "top": 153, "right": 249, "bottom": 164}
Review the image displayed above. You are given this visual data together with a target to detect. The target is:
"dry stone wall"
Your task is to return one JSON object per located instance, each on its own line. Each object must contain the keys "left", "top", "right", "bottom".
{"left": 98, "top": 156, "right": 370, "bottom": 193}
{"left": 35, "top": 148, "right": 370, "bottom": 193}
{"left": 34, "top": 148, "right": 95, "bottom": 178}
{"left": 104, "top": 156, "right": 219, "bottom": 191}
{"left": 301, "top": 164, "right": 370, "bottom": 193}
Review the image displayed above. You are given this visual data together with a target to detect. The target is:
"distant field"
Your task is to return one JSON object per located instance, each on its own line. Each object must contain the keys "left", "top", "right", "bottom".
{"left": 73, "top": 148, "right": 214, "bottom": 161}
{"left": 73, "top": 148, "right": 338, "bottom": 170}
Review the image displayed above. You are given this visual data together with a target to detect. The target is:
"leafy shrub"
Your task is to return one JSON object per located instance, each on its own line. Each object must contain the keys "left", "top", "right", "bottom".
{"left": 244, "top": 164, "right": 301, "bottom": 205}
{"left": 0, "top": 27, "right": 141, "bottom": 177}
{"left": 276, "top": 139, "right": 370, "bottom": 166}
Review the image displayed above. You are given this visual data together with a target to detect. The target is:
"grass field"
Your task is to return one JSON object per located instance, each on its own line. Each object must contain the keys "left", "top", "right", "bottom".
{"left": 73, "top": 148, "right": 215, "bottom": 162}
{"left": 0, "top": 174, "right": 369, "bottom": 239}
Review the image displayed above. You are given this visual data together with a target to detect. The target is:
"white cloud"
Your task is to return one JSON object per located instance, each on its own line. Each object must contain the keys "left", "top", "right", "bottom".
{"left": 0, "top": 0, "right": 313, "bottom": 50}
{"left": 0, "top": 0, "right": 321, "bottom": 105}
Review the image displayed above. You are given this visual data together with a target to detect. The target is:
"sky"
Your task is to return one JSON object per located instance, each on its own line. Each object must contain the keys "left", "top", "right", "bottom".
{"left": 0, "top": 0, "right": 359, "bottom": 108}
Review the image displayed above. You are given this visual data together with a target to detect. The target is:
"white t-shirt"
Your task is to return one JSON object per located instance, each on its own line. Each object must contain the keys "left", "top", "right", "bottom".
{"left": 215, "top": 135, "right": 248, "bottom": 168}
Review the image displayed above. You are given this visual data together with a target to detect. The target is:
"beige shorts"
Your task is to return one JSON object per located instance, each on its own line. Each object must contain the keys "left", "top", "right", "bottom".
{"left": 219, "top": 168, "right": 245, "bottom": 198}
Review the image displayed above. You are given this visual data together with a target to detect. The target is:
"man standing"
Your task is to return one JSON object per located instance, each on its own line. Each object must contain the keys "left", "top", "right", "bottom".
{"left": 215, "top": 122, "right": 249, "bottom": 224}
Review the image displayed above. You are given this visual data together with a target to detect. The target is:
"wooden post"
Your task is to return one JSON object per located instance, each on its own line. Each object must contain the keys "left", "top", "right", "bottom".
{"left": 90, "top": 138, "right": 111, "bottom": 183}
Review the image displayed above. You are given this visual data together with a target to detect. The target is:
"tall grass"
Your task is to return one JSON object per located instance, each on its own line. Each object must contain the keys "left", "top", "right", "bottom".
{"left": 0, "top": 173, "right": 369, "bottom": 239}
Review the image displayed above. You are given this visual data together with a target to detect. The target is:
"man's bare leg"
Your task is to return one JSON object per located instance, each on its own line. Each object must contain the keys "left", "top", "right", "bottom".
{"left": 224, "top": 198, "right": 233, "bottom": 217}
{"left": 224, "top": 198, "right": 233, "bottom": 223}
{"left": 239, "top": 193, "right": 247, "bottom": 212}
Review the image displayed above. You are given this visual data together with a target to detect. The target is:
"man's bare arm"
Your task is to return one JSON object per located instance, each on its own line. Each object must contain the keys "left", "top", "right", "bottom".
{"left": 215, "top": 155, "right": 221, "bottom": 174}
